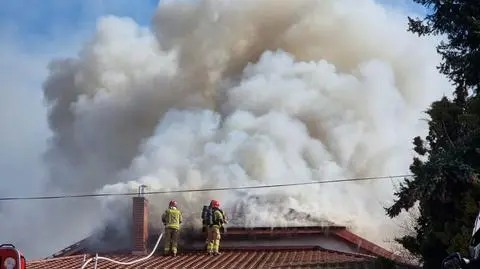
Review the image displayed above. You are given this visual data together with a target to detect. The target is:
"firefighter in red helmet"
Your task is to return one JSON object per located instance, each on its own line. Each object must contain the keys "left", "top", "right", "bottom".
{"left": 205, "top": 199, "right": 227, "bottom": 255}
{"left": 161, "top": 200, "right": 183, "bottom": 257}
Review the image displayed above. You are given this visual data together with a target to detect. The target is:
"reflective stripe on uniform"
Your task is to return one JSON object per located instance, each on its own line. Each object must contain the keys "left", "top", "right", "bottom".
{"left": 163, "top": 208, "right": 182, "bottom": 230}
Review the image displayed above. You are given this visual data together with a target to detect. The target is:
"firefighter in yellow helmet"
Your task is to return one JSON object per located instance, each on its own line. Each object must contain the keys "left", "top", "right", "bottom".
{"left": 206, "top": 199, "right": 227, "bottom": 255}
{"left": 161, "top": 200, "right": 183, "bottom": 257}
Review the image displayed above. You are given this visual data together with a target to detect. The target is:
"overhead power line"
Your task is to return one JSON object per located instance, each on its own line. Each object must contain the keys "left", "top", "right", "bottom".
{"left": 0, "top": 174, "right": 412, "bottom": 202}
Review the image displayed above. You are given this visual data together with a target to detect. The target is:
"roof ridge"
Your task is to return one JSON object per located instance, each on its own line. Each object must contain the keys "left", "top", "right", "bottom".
{"left": 29, "top": 254, "right": 90, "bottom": 263}
{"left": 46, "top": 225, "right": 399, "bottom": 261}
{"left": 204, "top": 246, "right": 376, "bottom": 257}
{"left": 272, "top": 259, "right": 376, "bottom": 268}
{"left": 331, "top": 229, "right": 399, "bottom": 260}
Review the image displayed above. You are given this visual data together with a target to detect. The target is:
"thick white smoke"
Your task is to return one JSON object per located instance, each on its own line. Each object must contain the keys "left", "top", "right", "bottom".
{"left": 6, "top": 0, "right": 451, "bottom": 258}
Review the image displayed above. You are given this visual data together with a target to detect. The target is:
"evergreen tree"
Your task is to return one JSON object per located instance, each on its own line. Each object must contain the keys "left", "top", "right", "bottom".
{"left": 386, "top": 1, "right": 480, "bottom": 268}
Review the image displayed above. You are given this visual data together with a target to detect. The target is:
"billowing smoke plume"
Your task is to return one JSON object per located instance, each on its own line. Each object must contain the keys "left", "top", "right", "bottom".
{"left": 3, "top": 0, "right": 451, "bottom": 258}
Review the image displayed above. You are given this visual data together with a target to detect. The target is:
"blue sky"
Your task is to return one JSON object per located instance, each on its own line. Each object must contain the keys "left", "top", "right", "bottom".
{"left": 0, "top": 0, "right": 427, "bottom": 47}
{"left": 0, "top": 0, "right": 159, "bottom": 33}
{"left": 0, "top": 0, "right": 158, "bottom": 50}
{"left": 0, "top": 0, "right": 428, "bottom": 194}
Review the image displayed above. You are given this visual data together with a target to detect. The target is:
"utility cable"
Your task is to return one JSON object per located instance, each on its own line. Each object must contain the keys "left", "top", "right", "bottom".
{"left": 0, "top": 174, "right": 412, "bottom": 202}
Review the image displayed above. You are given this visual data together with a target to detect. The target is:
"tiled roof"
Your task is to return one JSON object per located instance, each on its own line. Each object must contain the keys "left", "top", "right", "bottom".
{"left": 183, "top": 226, "right": 400, "bottom": 261}
{"left": 32, "top": 225, "right": 419, "bottom": 268}
{"left": 48, "top": 225, "right": 395, "bottom": 257}
{"left": 27, "top": 248, "right": 374, "bottom": 269}
{"left": 331, "top": 229, "right": 401, "bottom": 260}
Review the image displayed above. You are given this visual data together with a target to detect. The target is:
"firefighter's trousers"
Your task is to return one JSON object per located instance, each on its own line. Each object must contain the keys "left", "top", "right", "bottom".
{"left": 164, "top": 227, "right": 180, "bottom": 255}
{"left": 206, "top": 226, "right": 221, "bottom": 253}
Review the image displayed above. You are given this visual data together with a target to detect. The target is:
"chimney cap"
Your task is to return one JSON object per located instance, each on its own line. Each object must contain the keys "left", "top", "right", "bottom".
{"left": 137, "top": 185, "right": 148, "bottom": 197}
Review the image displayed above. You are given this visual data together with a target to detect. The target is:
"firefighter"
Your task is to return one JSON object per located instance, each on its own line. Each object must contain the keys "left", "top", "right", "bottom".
{"left": 161, "top": 200, "right": 183, "bottom": 257}
{"left": 206, "top": 199, "right": 227, "bottom": 255}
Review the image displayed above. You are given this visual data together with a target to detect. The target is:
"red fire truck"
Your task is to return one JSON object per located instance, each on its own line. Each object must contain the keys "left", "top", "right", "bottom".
{"left": 0, "top": 244, "right": 26, "bottom": 269}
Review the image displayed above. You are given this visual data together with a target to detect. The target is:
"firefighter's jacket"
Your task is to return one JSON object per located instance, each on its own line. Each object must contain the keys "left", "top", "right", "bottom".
{"left": 211, "top": 208, "right": 225, "bottom": 229}
{"left": 162, "top": 207, "right": 183, "bottom": 230}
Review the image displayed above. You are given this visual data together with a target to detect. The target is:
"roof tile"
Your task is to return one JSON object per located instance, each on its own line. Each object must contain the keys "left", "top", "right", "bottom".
{"left": 28, "top": 248, "right": 371, "bottom": 269}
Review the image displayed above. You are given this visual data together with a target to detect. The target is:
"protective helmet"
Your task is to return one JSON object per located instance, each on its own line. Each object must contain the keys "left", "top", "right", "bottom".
{"left": 169, "top": 200, "right": 177, "bottom": 207}
{"left": 210, "top": 200, "right": 220, "bottom": 208}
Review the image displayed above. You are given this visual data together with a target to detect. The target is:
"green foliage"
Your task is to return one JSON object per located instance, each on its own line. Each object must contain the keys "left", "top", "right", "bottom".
{"left": 373, "top": 257, "right": 396, "bottom": 269}
{"left": 408, "top": 0, "right": 480, "bottom": 97}
{"left": 386, "top": 1, "right": 480, "bottom": 268}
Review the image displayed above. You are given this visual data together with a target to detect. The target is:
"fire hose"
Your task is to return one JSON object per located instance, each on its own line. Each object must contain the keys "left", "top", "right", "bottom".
{"left": 79, "top": 233, "right": 163, "bottom": 269}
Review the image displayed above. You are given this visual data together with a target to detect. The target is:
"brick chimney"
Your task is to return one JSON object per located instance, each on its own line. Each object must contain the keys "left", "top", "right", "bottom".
{"left": 132, "top": 185, "right": 149, "bottom": 255}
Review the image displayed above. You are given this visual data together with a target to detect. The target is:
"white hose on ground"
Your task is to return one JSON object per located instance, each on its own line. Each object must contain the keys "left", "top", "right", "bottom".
{"left": 79, "top": 233, "right": 163, "bottom": 269}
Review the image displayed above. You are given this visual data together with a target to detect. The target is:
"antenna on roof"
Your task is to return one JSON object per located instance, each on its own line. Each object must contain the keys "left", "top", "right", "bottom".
{"left": 138, "top": 185, "right": 147, "bottom": 197}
